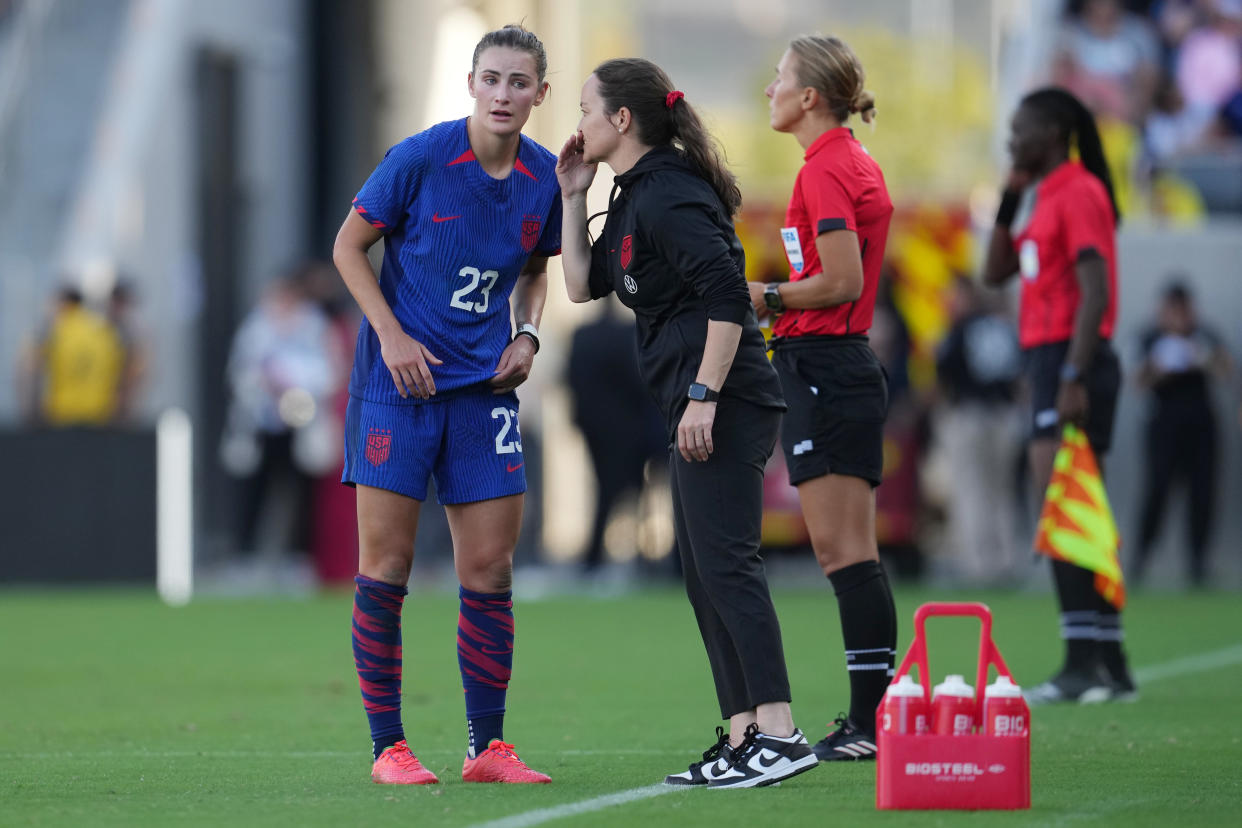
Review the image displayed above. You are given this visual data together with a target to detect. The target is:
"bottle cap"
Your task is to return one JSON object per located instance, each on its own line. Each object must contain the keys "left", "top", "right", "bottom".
{"left": 885, "top": 674, "right": 924, "bottom": 698}
{"left": 933, "top": 674, "right": 974, "bottom": 698}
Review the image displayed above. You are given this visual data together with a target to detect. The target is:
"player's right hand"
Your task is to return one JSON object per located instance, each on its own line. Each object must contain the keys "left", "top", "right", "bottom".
{"left": 380, "top": 331, "right": 442, "bottom": 399}
{"left": 555, "top": 131, "right": 596, "bottom": 198}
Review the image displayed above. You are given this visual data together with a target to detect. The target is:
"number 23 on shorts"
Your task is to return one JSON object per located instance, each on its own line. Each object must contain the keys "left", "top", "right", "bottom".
{"left": 492, "top": 406, "right": 522, "bottom": 457}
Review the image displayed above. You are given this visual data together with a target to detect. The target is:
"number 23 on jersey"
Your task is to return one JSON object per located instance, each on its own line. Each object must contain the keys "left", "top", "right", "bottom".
{"left": 450, "top": 266, "right": 500, "bottom": 313}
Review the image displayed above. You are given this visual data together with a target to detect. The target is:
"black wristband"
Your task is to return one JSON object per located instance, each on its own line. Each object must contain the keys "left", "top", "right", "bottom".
{"left": 513, "top": 323, "right": 540, "bottom": 353}
{"left": 995, "top": 188, "right": 1021, "bottom": 228}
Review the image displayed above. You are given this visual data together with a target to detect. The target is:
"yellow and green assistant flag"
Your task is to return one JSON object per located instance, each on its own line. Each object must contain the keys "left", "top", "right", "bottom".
{"left": 1034, "top": 424, "right": 1125, "bottom": 610}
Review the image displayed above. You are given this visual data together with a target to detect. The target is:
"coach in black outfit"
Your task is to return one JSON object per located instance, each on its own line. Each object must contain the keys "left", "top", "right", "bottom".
{"left": 555, "top": 58, "right": 819, "bottom": 790}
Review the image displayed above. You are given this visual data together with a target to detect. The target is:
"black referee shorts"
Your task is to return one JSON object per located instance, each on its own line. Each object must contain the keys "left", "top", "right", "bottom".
{"left": 1025, "top": 340, "right": 1120, "bottom": 454}
{"left": 771, "top": 335, "right": 888, "bottom": 487}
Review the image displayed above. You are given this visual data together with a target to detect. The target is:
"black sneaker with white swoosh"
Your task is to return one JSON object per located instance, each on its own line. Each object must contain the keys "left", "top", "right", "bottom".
{"left": 663, "top": 726, "right": 736, "bottom": 786}
{"left": 706, "top": 724, "right": 819, "bottom": 789}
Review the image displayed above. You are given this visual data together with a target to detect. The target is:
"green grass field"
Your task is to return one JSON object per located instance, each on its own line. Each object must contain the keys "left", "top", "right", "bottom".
{"left": 3, "top": 583, "right": 1240, "bottom": 827}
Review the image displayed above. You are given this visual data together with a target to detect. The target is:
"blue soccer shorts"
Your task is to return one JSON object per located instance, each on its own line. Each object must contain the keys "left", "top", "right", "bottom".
{"left": 342, "top": 389, "right": 527, "bottom": 505}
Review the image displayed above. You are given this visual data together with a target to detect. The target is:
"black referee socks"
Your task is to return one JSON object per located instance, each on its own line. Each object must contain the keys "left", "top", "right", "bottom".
{"left": 828, "top": 560, "right": 898, "bottom": 734}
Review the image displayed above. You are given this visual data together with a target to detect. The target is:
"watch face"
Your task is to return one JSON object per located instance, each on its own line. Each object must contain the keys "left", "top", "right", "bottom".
{"left": 688, "top": 384, "right": 705, "bottom": 400}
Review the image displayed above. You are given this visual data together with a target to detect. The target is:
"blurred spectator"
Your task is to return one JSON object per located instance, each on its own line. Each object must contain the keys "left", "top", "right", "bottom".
{"left": 16, "top": 285, "right": 126, "bottom": 426}
{"left": 219, "top": 266, "right": 341, "bottom": 570}
{"left": 1144, "top": 72, "right": 1209, "bottom": 161}
{"left": 1055, "top": 0, "right": 1161, "bottom": 123}
{"left": 871, "top": 274, "right": 926, "bottom": 579}
{"left": 566, "top": 296, "right": 668, "bottom": 573}
{"left": 298, "top": 260, "right": 361, "bottom": 587}
{"left": 1219, "top": 86, "right": 1242, "bottom": 137}
{"left": 1173, "top": 0, "right": 1242, "bottom": 121}
{"left": 1132, "top": 281, "right": 1231, "bottom": 586}
{"left": 870, "top": 273, "right": 912, "bottom": 403}
{"left": 107, "top": 279, "right": 149, "bottom": 424}
{"left": 932, "top": 276, "right": 1024, "bottom": 585}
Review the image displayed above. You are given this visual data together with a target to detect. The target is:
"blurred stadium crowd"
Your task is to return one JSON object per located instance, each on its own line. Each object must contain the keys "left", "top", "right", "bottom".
{"left": 1, "top": 0, "right": 1239, "bottom": 595}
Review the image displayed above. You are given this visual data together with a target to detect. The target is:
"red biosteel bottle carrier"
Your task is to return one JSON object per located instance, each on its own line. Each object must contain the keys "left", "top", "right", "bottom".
{"left": 879, "top": 674, "right": 930, "bottom": 735}
{"left": 876, "top": 602, "right": 1031, "bottom": 811}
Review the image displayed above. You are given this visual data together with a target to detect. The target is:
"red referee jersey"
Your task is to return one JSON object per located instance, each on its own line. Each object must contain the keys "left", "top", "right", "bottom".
{"left": 1011, "top": 160, "right": 1118, "bottom": 348}
{"left": 773, "top": 127, "right": 893, "bottom": 338}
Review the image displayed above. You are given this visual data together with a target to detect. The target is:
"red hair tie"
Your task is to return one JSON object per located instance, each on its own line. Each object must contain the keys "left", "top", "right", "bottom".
{"left": 665, "top": 90, "right": 684, "bottom": 109}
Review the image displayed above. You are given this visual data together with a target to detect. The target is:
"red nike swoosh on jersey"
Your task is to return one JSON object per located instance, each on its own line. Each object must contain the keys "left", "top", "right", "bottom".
{"left": 506, "top": 462, "right": 524, "bottom": 473}
{"left": 432, "top": 213, "right": 460, "bottom": 222}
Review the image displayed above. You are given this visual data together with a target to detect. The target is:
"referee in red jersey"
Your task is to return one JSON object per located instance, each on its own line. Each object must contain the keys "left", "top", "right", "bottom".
{"left": 983, "top": 87, "right": 1137, "bottom": 704}
{"left": 750, "top": 35, "right": 897, "bottom": 761}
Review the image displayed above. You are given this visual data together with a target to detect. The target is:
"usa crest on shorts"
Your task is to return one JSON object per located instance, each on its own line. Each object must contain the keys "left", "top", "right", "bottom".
{"left": 366, "top": 427, "right": 392, "bottom": 466}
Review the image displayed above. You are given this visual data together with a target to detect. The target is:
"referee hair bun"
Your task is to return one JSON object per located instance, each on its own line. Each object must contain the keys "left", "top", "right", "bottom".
{"left": 852, "top": 90, "right": 877, "bottom": 123}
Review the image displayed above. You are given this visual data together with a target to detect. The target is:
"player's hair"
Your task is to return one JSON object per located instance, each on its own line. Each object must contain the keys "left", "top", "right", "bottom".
{"left": 788, "top": 35, "right": 876, "bottom": 124}
{"left": 472, "top": 24, "right": 548, "bottom": 83}
{"left": 1019, "top": 86, "right": 1120, "bottom": 224}
{"left": 593, "top": 58, "right": 741, "bottom": 217}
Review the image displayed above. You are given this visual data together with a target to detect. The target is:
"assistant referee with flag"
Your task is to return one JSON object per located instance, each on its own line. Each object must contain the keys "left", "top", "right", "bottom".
{"left": 983, "top": 86, "right": 1137, "bottom": 704}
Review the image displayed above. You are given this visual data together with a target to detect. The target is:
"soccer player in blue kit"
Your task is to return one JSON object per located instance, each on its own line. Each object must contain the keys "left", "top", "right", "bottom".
{"left": 332, "top": 25, "right": 561, "bottom": 785}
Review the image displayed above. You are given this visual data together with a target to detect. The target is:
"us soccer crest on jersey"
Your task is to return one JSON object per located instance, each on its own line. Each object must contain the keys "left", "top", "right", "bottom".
{"left": 521, "top": 215, "right": 542, "bottom": 253}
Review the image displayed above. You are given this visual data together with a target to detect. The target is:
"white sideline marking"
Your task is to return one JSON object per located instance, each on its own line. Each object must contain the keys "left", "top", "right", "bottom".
{"left": 1132, "top": 643, "right": 1242, "bottom": 684}
{"left": 467, "top": 784, "right": 679, "bottom": 828}
{"left": 462, "top": 642, "right": 1242, "bottom": 828}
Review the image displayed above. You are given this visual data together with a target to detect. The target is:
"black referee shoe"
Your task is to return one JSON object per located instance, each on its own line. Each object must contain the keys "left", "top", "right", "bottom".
{"left": 707, "top": 724, "right": 819, "bottom": 789}
{"left": 1023, "top": 669, "right": 1112, "bottom": 705}
{"left": 812, "top": 715, "right": 878, "bottom": 761}
{"left": 663, "top": 726, "right": 735, "bottom": 786}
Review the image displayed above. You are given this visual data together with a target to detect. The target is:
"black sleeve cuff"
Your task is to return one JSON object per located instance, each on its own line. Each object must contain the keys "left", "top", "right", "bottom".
{"left": 817, "top": 218, "right": 848, "bottom": 234}
{"left": 1075, "top": 246, "right": 1104, "bottom": 263}
{"left": 704, "top": 298, "right": 751, "bottom": 326}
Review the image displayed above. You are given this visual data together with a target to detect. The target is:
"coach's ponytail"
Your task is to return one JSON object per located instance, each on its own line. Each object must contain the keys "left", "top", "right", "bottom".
{"left": 594, "top": 58, "right": 742, "bottom": 217}
{"left": 1020, "top": 87, "right": 1120, "bottom": 224}
{"left": 667, "top": 95, "right": 743, "bottom": 216}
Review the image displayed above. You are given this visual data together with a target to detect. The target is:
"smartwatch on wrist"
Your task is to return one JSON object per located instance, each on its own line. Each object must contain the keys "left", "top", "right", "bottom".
{"left": 763, "top": 282, "right": 785, "bottom": 314}
{"left": 1059, "top": 363, "right": 1083, "bottom": 384}
{"left": 513, "top": 323, "right": 540, "bottom": 353}
{"left": 687, "top": 382, "right": 720, "bottom": 403}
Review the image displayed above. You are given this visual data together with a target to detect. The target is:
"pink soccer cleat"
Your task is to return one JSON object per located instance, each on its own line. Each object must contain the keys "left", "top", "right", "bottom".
{"left": 371, "top": 740, "right": 439, "bottom": 785}
{"left": 461, "top": 740, "right": 551, "bottom": 783}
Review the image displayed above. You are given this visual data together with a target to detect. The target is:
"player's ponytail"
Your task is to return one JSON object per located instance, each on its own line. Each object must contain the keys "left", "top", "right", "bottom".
{"left": 593, "top": 58, "right": 742, "bottom": 217}
{"left": 1020, "top": 87, "right": 1120, "bottom": 224}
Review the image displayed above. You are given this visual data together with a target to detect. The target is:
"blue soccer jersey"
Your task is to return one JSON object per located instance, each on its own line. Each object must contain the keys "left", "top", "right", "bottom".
{"left": 349, "top": 118, "right": 562, "bottom": 403}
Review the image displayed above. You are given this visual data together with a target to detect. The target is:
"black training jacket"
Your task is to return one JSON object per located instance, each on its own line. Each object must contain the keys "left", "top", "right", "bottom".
{"left": 587, "top": 146, "right": 785, "bottom": 436}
